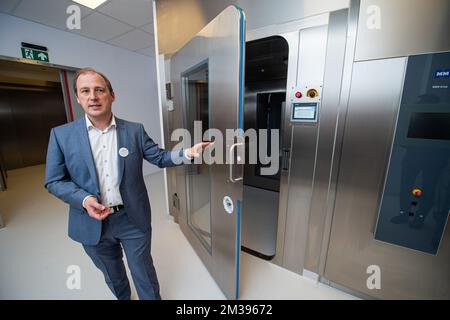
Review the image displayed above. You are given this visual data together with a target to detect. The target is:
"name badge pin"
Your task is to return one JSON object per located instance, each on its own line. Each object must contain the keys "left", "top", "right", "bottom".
{"left": 119, "top": 147, "right": 129, "bottom": 157}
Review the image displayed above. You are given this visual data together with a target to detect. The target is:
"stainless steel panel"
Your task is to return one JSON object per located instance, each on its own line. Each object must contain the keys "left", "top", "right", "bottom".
{"left": 163, "top": 65, "right": 180, "bottom": 222}
{"left": 246, "top": 13, "right": 329, "bottom": 42}
{"left": 166, "top": 117, "right": 180, "bottom": 223}
{"left": 319, "top": 0, "right": 360, "bottom": 276}
{"left": 355, "top": 0, "right": 450, "bottom": 61}
{"left": 274, "top": 31, "right": 299, "bottom": 267}
{"left": 283, "top": 125, "right": 317, "bottom": 273}
{"left": 325, "top": 58, "right": 450, "bottom": 299}
{"left": 282, "top": 25, "right": 329, "bottom": 274}
{"left": 156, "top": 55, "right": 177, "bottom": 222}
{"left": 170, "top": 6, "right": 244, "bottom": 299}
{"left": 303, "top": 9, "right": 349, "bottom": 273}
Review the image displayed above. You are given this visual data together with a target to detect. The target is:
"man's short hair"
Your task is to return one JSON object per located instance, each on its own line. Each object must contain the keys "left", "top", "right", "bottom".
{"left": 73, "top": 67, "right": 114, "bottom": 96}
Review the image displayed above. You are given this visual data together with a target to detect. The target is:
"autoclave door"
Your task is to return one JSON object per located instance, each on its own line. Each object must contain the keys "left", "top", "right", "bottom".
{"left": 170, "top": 6, "right": 245, "bottom": 300}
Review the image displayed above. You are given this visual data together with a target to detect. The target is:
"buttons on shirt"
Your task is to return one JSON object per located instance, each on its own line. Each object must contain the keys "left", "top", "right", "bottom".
{"left": 86, "top": 116, "right": 122, "bottom": 208}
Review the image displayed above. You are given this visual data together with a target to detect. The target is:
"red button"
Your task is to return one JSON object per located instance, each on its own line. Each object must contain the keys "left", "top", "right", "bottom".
{"left": 295, "top": 91, "right": 302, "bottom": 98}
{"left": 412, "top": 188, "right": 422, "bottom": 197}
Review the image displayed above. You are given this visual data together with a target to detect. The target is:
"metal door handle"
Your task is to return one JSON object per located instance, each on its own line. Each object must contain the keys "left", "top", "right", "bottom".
{"left": 229, "top": 142, "right": 243, "bottom": 183}
{"left": 282, "top": 149, "right": 290, "bottom": 171}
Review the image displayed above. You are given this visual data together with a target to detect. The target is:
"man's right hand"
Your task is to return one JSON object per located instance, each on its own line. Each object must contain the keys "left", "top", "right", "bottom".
{"left": 84, "top": 196, "right": 110, "bottom": 221}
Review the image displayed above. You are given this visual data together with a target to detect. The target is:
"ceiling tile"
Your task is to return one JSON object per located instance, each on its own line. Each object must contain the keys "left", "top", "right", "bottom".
{"left": 140, "top": 22, "right": 154, "bottom": 34}
{"left": 107, "top": 28, "right": 154, "bottom": 51}
{"left": 135, "top": 46, "right": 155, "bottom": 57}
{"left": 13, "top": 0, "right": 92, "bottom": 30}
{"left": 70, "top": 11, "right": 133, "bottom": 42}
{"left": 98, "top": 0, "right": 153, "bottom": 27}
{"left": 0, "top": 0, "right": 21, "bottom": 14}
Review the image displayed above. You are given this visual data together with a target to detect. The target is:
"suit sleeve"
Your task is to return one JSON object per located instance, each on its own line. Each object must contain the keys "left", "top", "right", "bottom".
{"left": 44, "top": 128, "right": 91, "bottom": 211}
{"left": 140, "top": 124, "right": 187, "bottom": 167}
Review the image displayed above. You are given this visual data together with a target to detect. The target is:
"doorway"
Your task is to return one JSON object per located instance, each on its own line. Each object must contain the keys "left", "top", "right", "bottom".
{"left": 0, "top": 59, "right": 68, "bottom": 171}
{"left": 0, "top": 58, "right": 77, "bottom": 230}
{"left": 241, "top": 36, "right": 289, "bottom": 260}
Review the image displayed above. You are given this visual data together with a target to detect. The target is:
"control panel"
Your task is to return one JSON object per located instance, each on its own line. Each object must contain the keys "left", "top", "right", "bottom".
{"left": 374, "top": 52, "right": 450, "bottom": 255}
{"left": 290, "top": 85, "right": 321, "bottom": 123}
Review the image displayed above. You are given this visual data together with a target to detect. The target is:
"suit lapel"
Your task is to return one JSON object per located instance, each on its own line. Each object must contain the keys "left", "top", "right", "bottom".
{"left": 77, "top": 119, "right": 100, "bottom": 193}
{"left": 116, "top": 117, "right": 127, "bottom": 186}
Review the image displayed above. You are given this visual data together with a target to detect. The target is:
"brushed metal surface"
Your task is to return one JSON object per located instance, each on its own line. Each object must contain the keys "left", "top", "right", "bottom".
{"left": 244, "top": 21, "right": 332, "bottom": 270}
{"left": 318, "top": 0, "right": 360, "bottom": 277}
{"left": 325, "top": 58, "right": 408, "bottom": 298}
{"left": 170, "top": 6, "right": 244, "bottom": 299}
{"left": 274, "top": 31, "right": 299, "bottom": 267}
{"left": 355, "top": 0, "right": 450, "bottom": 61}
{"left": 324, "top": 58, "right": 450, "bottom": 299}
{"left": 303, "top": 9, "right": 349, "bottom": 273}
{"left": 282, "top": 25, "right": 329, "bottom": 274}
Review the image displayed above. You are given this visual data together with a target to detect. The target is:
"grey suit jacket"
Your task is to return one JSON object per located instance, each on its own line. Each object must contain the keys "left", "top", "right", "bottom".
{"left": 44, "top": 117, "right": 185, "bottom": 245}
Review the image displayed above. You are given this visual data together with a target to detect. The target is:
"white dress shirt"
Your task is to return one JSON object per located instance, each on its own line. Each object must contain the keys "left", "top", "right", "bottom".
{"left": 83, "top": 114, "right": 123, "bottom": 208}
{"left": 81, "top": 114, "right": 192, "bottom": 210}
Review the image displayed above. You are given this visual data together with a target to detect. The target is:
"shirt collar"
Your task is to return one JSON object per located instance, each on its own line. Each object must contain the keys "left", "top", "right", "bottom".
{"left": 85, "top": 114, "right": 116, "bottom": 132}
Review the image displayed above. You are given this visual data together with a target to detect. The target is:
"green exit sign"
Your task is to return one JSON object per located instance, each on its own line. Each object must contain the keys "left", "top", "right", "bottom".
{"left": 21, "top": 47, "right": 49, "bottom": 62}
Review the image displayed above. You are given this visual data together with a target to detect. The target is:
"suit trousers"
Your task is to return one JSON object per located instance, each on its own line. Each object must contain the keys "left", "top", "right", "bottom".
{"left": 82, "top": 209, "right": 161, "bottom": 300}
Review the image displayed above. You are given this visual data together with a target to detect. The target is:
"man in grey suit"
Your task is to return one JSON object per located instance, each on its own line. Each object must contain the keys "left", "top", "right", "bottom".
{"left": 45, "top": 68, "right": 209, "bottom": 300}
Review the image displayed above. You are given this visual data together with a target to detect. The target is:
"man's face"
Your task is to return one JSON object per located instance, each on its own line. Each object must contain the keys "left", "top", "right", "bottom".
{"left": 76, "top": 72, "right": 115, "bottom": 119}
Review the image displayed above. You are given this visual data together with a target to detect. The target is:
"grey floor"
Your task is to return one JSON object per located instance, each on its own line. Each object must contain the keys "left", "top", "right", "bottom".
{"left": 0, "top": 165, "right": 356, "bottom": 300}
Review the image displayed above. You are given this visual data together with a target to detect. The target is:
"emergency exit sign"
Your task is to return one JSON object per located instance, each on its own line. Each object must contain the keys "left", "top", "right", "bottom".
{"left": 21, "top": 47, "right": 49, "bottom": 62}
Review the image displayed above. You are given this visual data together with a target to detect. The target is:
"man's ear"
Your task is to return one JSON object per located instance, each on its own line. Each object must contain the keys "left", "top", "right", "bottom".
{"left": 75, "top": 93, "right": 81, "bottom": 104}
{"left": 111, "top": 91, "right": 115, "bottom": 102}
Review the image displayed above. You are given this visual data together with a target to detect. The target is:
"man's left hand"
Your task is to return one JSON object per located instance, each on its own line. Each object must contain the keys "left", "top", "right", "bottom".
{"left": 186, "top": 142, "right": 213, "bottom": 158}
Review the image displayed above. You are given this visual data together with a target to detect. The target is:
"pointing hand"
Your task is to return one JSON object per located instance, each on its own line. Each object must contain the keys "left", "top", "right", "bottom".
{"left": 186, "top": 141, "right": 214, "bottom": 158}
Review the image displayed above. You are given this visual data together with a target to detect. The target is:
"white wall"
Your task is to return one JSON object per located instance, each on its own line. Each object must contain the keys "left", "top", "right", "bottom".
{"left": 0, "top": 13, "right": 163, "bottom": 176}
